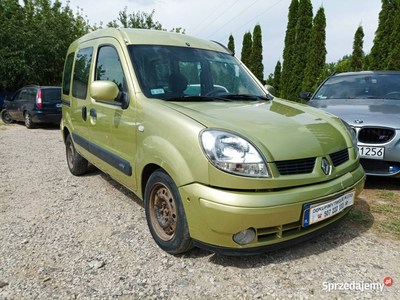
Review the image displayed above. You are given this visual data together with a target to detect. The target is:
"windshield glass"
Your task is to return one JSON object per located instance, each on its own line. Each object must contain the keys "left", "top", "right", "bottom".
{"left": 313, "top": 74, "right": 400, "bottom": 100}
{"left": 128, "top": 45, "right": 265, "bottom": 100}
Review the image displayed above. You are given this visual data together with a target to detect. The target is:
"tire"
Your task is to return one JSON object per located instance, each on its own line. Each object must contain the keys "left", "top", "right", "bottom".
{"left": 144, "top": 169, "right": 193, "bottom": 254}
{"left": 65, "top": 134, "right": 88, "bottom": 176}
{"left": 1, "top": 110, "right": 14, "bottom": 124}
{"left": 24, "top": 112, "right": 36, "bottom": 129}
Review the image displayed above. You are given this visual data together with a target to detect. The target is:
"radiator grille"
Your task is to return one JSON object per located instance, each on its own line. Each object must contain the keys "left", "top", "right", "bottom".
{"left": 275, "top": 157, "right": 316, "bottom": 175}
{"left": 329, "top": 149, "right": 349, "bottom": 167}
{"left": 358, "top": 128, "right": 395, "bottom": 144}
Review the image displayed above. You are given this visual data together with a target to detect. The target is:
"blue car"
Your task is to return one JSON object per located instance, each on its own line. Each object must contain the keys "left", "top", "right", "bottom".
{"left": 1, "top": 85, "right": 62, "bottom": 129}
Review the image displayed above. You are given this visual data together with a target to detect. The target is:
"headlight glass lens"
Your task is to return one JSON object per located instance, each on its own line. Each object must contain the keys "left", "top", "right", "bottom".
{"left": 340, "top": 119, "right": 358, "bottom": 155}
{"left": 200, "top": 130, "right": 270, "bottom": 177}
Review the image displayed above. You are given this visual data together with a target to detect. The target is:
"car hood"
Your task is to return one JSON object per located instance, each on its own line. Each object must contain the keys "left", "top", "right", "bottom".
{"left": 162, "top": 99, "right": 349, "bottom": 162}
{"left": 308, "top": 99, "right": 400, "bottom": 129}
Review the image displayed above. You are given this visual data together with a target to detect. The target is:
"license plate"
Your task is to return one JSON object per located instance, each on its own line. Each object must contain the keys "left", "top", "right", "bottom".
{"left": 56, "top": 103, "right": 62, "bottom": 108}
{"left": 358, "top": 146, "right": 384, "bottom": 159}
{"left": 302, "top": 190, "right": 356, "bottom": 227}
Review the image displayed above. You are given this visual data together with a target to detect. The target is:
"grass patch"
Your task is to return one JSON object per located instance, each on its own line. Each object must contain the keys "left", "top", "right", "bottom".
{"left": 376, "top": 205, "right": 399, "bottom": 214}
{"left": 347, "top": 209, "right": 372, "bottom": 226}
{"left": 379, "top": 190, "right": 397, "bottom": 201}
{"left": 379, "top": 218, "right": 400, "bottom": 235}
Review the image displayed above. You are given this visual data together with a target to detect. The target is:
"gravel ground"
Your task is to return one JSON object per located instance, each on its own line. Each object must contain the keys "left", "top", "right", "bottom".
{"left": 0, "top": 122, "right": 399, "bottom": 300}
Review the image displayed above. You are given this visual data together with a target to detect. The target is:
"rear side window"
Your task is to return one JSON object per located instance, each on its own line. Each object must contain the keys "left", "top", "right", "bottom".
{"left": 63, "top": 52, "right": 75, "bottom": 95}
{"left": 72, "top": 47, "right": 93, "bottom": 99}
{"left": 20, "top": 90, "right": 28, "bottom": 100}
{"left": 27, "top": 89, "right": 37, "bottom": 101}
{"left": 95, "top": 46, "right": 125, "bottom": 92}
{"left": 43, "top": 88, "right": 61, "bottom": 101}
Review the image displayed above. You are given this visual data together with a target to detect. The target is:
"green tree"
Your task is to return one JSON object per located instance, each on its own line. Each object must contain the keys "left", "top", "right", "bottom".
{"left": 280, "top": 0, "right": 298, "bottom": 99}
{"left": 228, "top": 34, "right": 235, "bottom": 55}
{"left": 351, "top": 25, "right": 364, "bottom": 71}
{"left": 250, "top": 24, "right": 264, "bottom": 82}
{"left": 241, "top": 32, "right": 253, "bottom": 69}
{"left": 273, "top": 60, "right": 282, "bottom": 97}
{"left": 302, "top": 6, "right": 326, "bottom": 93}
{"left": 290, "top": 0, "right": 313, "bottom": 101}
{"left": 0, "top": 0, "right": 90, "bottom": 91}
{"left": 387, "top": 0, "right": 400, "bottom": 70}
{"left": 369, "top": 0, "right": 398, "bottom": 70}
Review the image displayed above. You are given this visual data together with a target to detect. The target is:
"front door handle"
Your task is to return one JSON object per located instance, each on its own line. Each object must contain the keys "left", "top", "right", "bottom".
{"left": 89, "top": 108, "right": 97, "bottom": 118}
{"left": 82, "top": 106, "right": 87, "bottom": 121}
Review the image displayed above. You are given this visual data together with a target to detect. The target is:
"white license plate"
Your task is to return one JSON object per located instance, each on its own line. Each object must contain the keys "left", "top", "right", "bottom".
{"left": 358, "top": 146, "right": 384, "bottom": 159}
{"left": 56, "top": 103, "right": 62, "bottom": 108}
{"left": 302, "top": 190, "right": 356, "bottom": 227}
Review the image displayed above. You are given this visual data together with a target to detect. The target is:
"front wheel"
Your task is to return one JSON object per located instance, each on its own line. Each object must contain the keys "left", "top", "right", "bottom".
{"left": 144, "top": 169, "right": 193, "bottom": 254}
{"left": 65, "top": 134, "right": 88, "bottom": 176}
{"left": 1, "top": 110, "right": 14, "bottom": 124}
{"left": 24, "top": 112, "right": 36, "bottom": 129}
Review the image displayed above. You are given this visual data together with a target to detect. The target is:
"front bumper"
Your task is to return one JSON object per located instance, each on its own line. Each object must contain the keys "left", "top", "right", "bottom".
{"left": 179, "top": 164, "right": 365, "bottom": 252}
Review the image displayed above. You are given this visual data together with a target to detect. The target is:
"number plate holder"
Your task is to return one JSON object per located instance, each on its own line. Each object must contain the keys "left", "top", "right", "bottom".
{"left": 302, "top": 190, "right": 356, "bottom": 227}
{"left": 358, "top": 146, "right": 384, "bottom": 160}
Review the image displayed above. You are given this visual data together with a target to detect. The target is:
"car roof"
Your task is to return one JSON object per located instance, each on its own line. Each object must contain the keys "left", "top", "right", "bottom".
{"left": 333, "top": 71, "right": 400, "bottom": 77}
{"left": 68, "top": 28, "right": 230, "bottom": 55}
{"left": 23, "top": 85, "right": 61, "bottom": 89}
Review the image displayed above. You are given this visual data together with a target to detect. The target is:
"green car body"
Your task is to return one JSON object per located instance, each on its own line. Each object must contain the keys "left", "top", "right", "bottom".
{"left": 61, "top": 28, "right": 365, "bottom": 255}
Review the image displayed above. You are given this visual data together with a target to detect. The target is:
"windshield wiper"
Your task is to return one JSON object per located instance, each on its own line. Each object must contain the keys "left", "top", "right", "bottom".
{"left": 164, "top": 95, "right": 226, "bottom": 102}
{"left": 219, "top": 94, "right": 273, "bottom": 101}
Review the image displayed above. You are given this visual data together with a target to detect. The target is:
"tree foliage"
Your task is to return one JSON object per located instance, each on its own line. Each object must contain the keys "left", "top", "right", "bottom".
{"left": 387, "top": 0, "right": 400, "bottom": 69}
{"left": 351, "top": 26, "right": 364, "bottom": 71}
{"left": 273, "top": 60, "right": 282, "bottom": 97}
{"left": 289, "top": 0, "right": 313, "bottom": 101}
{"left": 369, "top": 0, "right": 398, "bottom": 70}
{"left": 250, "top": 24, "right": 264, "bottom": 82}
{"left": 228, "top": 34, "right": 235, "bottom": 55}
{"left": 302, "top": 6, "right": 326, "bottom": 93}
{"left": 241, "top": 32, "right": 253, "bottom": 70}
{"left": 280, "top": 0, "right": 298, "bottom": 99}
{"left": 107, "top": 7, "right": 185, "bottom": 33}
{"left": 0, "top": 0, "right": 90, "bottom": 91}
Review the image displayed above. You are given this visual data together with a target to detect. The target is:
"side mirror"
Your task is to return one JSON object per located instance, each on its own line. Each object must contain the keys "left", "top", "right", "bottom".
{"left": 90, "top": 81, "right": 119, "bottom": 101}
{"left": 299, "top": 92, "right": 311, "bottom": 101}
{"left": 264, "top": 85, "right": 275, "bottom": 96}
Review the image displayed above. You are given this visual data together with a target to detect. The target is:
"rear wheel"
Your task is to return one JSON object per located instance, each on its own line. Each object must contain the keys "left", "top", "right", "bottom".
{"left": 24, "top": 112, "right": 36, "bottom": 129}
{"left": 144, "top": 169, "right": 193, "bottom": 254}
{"left": 66, "top": 134, "right": 88, "bottom": 176}
{"left": 1, "top": 110, "right": 14, "bottom": 124}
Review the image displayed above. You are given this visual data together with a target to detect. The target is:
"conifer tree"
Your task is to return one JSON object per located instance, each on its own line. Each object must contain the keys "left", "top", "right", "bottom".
{"left": 250, "top": 24, "right": 264, "bottom": 82}
{"left": 280, "top": 0, "right": 298, "bottom": 99}
{"left": 387, "top": 0, "right": 400, "bottom": 70}
{"left": 351, "top": 26, "right": 364, "bottom": 71}
{"left": 228, "top": 34, "right": 235, "bottom": 55}
{"left": 241, "top": 32, "right": 253, "bottom": 69}
{"left": 273, "top": 61, "right": 282, "bottom": 97}
{"left": 290, "top": 0, "right": 313, "bottom": 101}
{"left": 369, "top": 0, "right": 398, "bottom": 70}
{"left": 302, "top": 6, "right": 326, "bottom": 93}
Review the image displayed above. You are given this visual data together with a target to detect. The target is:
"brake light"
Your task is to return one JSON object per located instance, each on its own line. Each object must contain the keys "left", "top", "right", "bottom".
{"left": 37, "top": 90, "right": 43, "bottom": 108}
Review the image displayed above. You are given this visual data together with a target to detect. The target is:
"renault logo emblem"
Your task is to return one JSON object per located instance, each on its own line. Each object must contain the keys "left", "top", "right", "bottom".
{"left": 321, "top": 158, "right": 331, "bottom": 175}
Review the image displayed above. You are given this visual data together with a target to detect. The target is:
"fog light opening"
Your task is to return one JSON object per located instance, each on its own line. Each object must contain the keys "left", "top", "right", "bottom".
{"left": 389, "top": 165, "right": 399, "bottom": 174}
{"left": 233, "top": 228, "right": 256, "bottom": 245}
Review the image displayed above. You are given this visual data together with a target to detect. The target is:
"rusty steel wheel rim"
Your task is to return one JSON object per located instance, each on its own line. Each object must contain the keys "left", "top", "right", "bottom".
{"left": 67, "top": 141, "right": 74, "bottom": 170}
{"left": 149, "top": 183, "right": 177, "bottom": 241}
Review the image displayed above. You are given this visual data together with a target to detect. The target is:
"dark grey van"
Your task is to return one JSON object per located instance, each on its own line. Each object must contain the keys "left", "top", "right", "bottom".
{"left": 1, "top": 85, "right": 62, "bottom": 129}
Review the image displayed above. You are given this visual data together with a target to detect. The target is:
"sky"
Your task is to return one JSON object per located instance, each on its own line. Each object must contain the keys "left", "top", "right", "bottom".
{"left": 57, "top": 0, "right": 382, "bottom": 78}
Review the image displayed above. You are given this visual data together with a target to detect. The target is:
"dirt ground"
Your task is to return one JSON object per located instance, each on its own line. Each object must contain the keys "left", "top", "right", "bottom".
{"left": 0, "top": 121, "right": 399, "bottom": 299}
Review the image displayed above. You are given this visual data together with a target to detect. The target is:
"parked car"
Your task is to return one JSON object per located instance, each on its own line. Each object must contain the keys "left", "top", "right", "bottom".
{"left": 303, "top": 71, "right": 400, "bottom": 178}
{"left": 1, "top": 85, "right": 62, "bottom": 128}
{"left": 61, "top": 28, "right": 365, "bottom": 255}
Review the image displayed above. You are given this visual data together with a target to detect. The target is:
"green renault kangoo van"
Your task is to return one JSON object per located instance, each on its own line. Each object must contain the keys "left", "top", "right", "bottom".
{"left": 61, "top": 28, "right": 365, "bottom": 255}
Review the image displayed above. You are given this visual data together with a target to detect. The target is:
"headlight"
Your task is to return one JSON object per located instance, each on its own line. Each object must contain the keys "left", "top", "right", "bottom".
{"left": 200, "top": 129, "right": 270, "bottom": 178}
{"left": 340, "top": 119, "right": 358, "bottom": 156}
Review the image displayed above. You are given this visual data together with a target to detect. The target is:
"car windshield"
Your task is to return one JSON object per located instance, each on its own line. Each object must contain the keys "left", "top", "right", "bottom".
{"left": 128, "top": 45, "right": 266, "bottom": 101}
{"left": 313, "top": 74, "right": 400, "bottom": 100}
